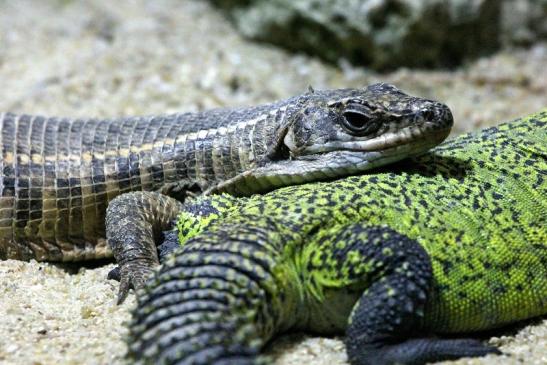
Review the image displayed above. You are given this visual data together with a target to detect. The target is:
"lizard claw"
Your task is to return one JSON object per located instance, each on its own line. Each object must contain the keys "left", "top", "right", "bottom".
{"left": 107, "top": 266, "right": 121, "bottom": 281}
{"left": 107, "top": 261, "right": 157, "bottom": 304}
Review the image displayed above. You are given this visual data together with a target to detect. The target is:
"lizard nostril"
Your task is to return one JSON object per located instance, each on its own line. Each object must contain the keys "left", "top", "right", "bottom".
{"left": 421, "top": 110, "right": 436, "bottom": 121}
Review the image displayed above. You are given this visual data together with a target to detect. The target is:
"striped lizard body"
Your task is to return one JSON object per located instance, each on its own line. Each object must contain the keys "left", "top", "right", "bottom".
{"left": 0, "top": 83, "right": 452, "bottom": 262}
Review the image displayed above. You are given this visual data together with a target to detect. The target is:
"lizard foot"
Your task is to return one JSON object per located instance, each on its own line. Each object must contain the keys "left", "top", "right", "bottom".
{"left": 107, "top": 261, "right": 157, "bottom": 305}
{"left": 342, "top": 225, "right": 502, "bottom": 365}
{"left": 349, "top": 337, "right": 501, "bottom": 365}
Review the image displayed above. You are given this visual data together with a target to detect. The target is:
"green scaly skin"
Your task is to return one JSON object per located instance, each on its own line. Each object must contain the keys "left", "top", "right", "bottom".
{"left": 127, "top": 111, "right": 546, "bottom": 365}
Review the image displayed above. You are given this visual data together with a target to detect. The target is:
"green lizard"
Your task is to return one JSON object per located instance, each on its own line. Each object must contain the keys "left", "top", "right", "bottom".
{"left": 124, "top": 110, "right": 546, "bottom": 364}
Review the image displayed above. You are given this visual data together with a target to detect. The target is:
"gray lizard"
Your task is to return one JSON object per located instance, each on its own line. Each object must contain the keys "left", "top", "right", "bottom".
{"left": 0, "top": 84, "right": 451, "bottom": 269}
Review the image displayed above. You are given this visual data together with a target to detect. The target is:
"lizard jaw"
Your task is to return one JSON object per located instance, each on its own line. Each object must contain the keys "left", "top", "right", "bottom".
{"left": 296, "top": 123, "right": 451, "bottom": 156}
{"left": 209, "top": 128, "right": 448, "bottom": 196}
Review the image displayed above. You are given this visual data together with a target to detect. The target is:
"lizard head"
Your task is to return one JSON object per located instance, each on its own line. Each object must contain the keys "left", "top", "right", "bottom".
{"left": 276, "top": 83, "right": 453, "bottom": 173}
{"left": 211, "top": 83, "right": 453, "bottom": 195}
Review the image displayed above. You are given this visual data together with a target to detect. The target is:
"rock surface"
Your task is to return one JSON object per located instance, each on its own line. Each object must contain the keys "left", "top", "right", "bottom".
{"left": 501, "top": 0, "right": 547, "bottom": 46}
{"left": 0, "top": 1, "right": 546, "bottom": 364}
{"left": 211, "top": 0, "right": 547, "bottom": 69}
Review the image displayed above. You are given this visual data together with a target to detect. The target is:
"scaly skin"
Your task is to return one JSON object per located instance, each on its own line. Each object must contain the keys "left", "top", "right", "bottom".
{"left": 0, "top": 83, "right": 452, "bottom": 262}
{"left": 103, "top": 83, "right": 453, "bottom": 302}
{"left": 127, "top": 111, "right": 546, "bottom": 364}
{"left": 0, "top": 84, "right": 452, "bottom": 262}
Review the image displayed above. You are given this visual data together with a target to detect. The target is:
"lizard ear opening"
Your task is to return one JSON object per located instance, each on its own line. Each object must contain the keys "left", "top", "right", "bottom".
{"left": 264, "top": 123, "right": 292, "bottom": 162}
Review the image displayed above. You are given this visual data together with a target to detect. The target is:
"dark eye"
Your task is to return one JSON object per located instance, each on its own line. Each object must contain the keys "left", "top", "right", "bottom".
{"left": 341, "top": 111, "right": 381, "bottom": 135}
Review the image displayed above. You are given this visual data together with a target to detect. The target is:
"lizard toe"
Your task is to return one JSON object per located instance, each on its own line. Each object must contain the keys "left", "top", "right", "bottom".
{"left": 116, "top": 262, "right": 156, "bottom": 305}
{"left": 107, "top": 266, "right": 121, "bottom": 281}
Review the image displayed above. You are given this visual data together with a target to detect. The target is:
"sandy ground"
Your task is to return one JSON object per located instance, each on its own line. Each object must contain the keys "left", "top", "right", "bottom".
{"left": 0, "top": 1, "right": 545, "bottom": 364}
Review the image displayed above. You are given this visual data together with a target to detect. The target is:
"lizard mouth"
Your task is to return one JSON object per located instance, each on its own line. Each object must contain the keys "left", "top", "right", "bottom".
{"left": 210, "top": 123, "right": 451, "bottom": 196}
{"left": 295, "top": 123, "right": 452, "bottom": 158}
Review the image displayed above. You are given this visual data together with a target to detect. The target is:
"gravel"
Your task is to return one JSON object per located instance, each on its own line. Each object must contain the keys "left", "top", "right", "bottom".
{"left": 0, "top": 1, "right": 545, "bottom": 364}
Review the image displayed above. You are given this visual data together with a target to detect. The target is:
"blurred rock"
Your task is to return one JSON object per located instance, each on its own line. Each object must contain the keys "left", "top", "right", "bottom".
{"left": 501, "top": 0, "right": 547, "bottom": 46}
{"left": 211, "top": 0, "right": 546, "bottom": 69}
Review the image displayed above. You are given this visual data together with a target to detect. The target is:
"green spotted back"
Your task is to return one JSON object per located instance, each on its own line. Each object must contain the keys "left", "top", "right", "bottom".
{"left": 126, "top": 111, "right": 547, "bottom": 364}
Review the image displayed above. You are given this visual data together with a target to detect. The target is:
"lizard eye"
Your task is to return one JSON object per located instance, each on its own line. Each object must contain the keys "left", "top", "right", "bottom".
{"left": 341, "top": 111, "right": 381, "bottom": 135}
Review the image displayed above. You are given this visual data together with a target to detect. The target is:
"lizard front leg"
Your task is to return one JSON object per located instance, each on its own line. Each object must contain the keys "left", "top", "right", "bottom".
{"left": 337, "top": 224, "right": 500, "bottom": 365}
{"left": 106, "top": 191, "right": 183, "bottom": 304}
